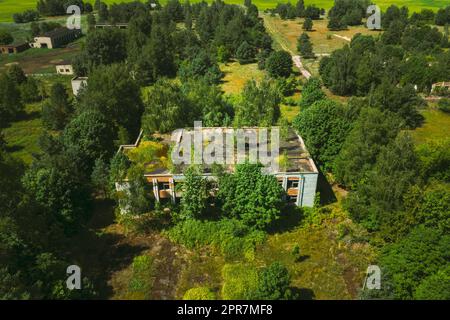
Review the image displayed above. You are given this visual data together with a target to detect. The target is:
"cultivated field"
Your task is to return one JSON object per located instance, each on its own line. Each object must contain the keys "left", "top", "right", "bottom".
{"left": 0, "top": 0, "right": 447, "bottom": 22}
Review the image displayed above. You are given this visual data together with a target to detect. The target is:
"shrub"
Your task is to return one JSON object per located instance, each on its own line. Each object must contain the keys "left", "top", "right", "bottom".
{"left": 183, "top": 287, "right": 216, "bottom": 300}
{"left": 127, "top": 255, "right": 154, "bottom": 299}
{"left": 437, "top": 98, "right": 450, "bottom": 113}
{"left": 221, "top": 263, "right": 259, "bottom": 299}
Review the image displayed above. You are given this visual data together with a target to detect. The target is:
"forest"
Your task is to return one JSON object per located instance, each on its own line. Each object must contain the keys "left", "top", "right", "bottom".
{"left": 0, "top": 0, "right": 449, "bottom": 300}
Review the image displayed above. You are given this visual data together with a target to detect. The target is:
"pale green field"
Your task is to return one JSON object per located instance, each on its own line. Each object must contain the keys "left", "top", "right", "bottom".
{"left": 0, "top": 0, "right": 447, "bottom": 22}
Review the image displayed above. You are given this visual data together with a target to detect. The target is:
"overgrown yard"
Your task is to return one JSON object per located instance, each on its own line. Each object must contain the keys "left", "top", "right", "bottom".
{"left": 220, "top": 61, "right": 265, "bottom": 94}
{"left": 90, "top": 202, "right": 375, "bottom": 300}
{"left": 411, "top": 108, "right": 450, "bottom": 145}
{"left": 2, "top": 102, "right": 44, "bottom": 164}
{"left": 0, "top": 43, "right": 82, "bottom": 74}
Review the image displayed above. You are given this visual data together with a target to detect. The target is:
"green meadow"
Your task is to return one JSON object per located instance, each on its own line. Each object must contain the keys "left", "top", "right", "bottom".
{"left": 0, "top": 0, "right": 447, "bottom": 22}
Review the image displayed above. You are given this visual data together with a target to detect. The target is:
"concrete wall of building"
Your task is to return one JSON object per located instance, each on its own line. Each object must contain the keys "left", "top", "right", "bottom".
{"left": 300, "top": 173, "right": 318, "bottom": 207}
{"left": 31, "top": 37, "right": 53, "bottom": 49}
{"left": 71, "top": 77, "right": 88, "bottom": 96}
{"left": 56, "top": 65, "right": 74, "bottom": 75}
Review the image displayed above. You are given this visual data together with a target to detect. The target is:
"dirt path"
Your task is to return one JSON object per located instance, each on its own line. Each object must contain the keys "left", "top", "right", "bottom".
{"left": 292, "top": 55, "right": 312, "bottom": 79}
{"left": 332, "top": 34, "right": 351, "bottom": 42}
{"left": 262, "top": 13, "right": 312, "bottom": 80}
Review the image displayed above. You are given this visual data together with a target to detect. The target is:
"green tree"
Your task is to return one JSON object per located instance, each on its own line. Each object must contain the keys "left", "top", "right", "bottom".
{"left": 20, "top": 77, "right": 41, "bottom": 103}
{"left": 345, "top": 133, "right": 419, "bottom": 236}
{"left": 0, "top": 73, "right": 23, "bottom": 127}
{"left": 91, "top": 157, "right": 110, "bottom": 198}
{"left": 302, "top": 17, "right": 313, "bottom": 31}
{"left": 0, "top": 30, "right": 13, "bottom": 45}
{"left": 236, "top": 41, "right": 256, "bottom": 64}
{"left": 178, "top": 52, "right": 223, "bottom": 85}
{"left": 369, "top": 80, "right": 424, "bottom": 128}
{"left": 181, "top": 79, "right": 232, "bottom": 127}
{"left": 414, "top": 266, "right": 450, "bottom": 300}
{"left": 254, "top": 262, "right": 292, "bottom": 300}
{"left": 234, "top": 79, "right": 281, "bottom": 127}
{"left": 98, "top": 2, "right": 109, "bottom": 22}
{"left": 298, "top": 77, "right": 325, "bottom": 108}
{"left": 141, "top": 79, "right": 191, "bottom": 134}
{"left": 180, "top": 166, "right": 210, "bottom": 220}
{"left": 62, "top": 110, "right": 116, "bottom": 174}
{"left": 87, "top": 13, "right": 96, "bottom": 31}
{"left": 117, "top": 164, "right": 153, "bottom": 215}
{"left": 379, "top": 225, "right": 449, "bottom": 299}
{"left": 265, "top": 50, "right": 293, "bottom": 78}
{"left": 218, "top": 163, "right": 284, "bottom": 229}
{"left": 334, "top": 108, "right": 402, "bottom": 188}
{"left": 42, "top": 83, "right": 73, "bottom": 130}
{"left": 78, "top": 63, "right": 143, "bottom": 139}
{"left": 293, "top": 99, "right": 353, "bottom": 171}
{"left": 7, "top": 65, "right": 27, "bottom": 85}
{"left": 297, "top": 33, "right": 314, "bottom": 58}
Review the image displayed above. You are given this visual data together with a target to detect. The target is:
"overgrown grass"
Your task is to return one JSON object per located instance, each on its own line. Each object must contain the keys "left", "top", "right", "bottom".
{"left": 2, "top": 102, "right": 44, "bottom": 164}
{"left": 220, "top": 61, "right": 265, "bottom": 94}
{"left": 256, "top": 204, "right": 376, "bottom": 299}
{"left": 0, "top": 0, "right": 446, "bottom": 22}
{"left": 411, "top": 108, "right": 450, "bottom": 145}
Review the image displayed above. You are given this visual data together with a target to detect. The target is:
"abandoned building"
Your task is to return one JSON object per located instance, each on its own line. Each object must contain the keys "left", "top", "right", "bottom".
{"left": 71, "top": 76, "right": 88, "bottom": 96}
{"left": 0, "top": 43, "right": 29, "bottom": 55}
{"left": 95, "top": 23, "right": 128, "bottom": 29}
{"left": 30, "top": 28, "right": 82, "bottom": 49}
{"left": 116, "top": 127, "right": 319, "bottom": 209}
{"left": 56, "top": 62, "right": 74, "bottom": 75}
{"left": 431, "top": 82, "right": 450, "bottom": 95}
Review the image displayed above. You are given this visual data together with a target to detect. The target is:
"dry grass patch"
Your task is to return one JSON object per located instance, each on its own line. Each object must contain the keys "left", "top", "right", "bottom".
{"left": 220, "top": 61, "right": 265, "bottom": 94}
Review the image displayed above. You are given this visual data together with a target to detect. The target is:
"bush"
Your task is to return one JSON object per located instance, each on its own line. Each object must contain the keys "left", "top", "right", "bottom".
{"left": 167, "top": 219, "right": 265, "bottom": 261}
{"left": 236, "top": 41, "right": 256, "bottom": 64}
{"left": 254, "top": 262, "right": 292, "bottom": 300}
{"left": 437, "top": 98, "right": 450, "bottom": 113}
{"left": 221, "top": 263, "right": 259, "bottom": 299}
{"left": 183, "top": 287, "right": 216, "bottom": 300}
{"left": 127, "top": 255, "right": 154, "bottom": 299}
{"left": 0, "top": 30, "right": 13, "bottom": 45}
{"left": 265, "top": 50, "right": 293, "bottom": 78}
{"left": 13, "top": 10, "right": 39, "bottom": 23}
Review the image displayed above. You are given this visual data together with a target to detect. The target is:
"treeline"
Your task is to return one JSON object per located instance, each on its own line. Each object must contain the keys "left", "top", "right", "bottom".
{"left": 36, "top": 0, "right": 93, "bottom": 16}
{"left": 320, "top": 24, "right": 449, "bottom": 97}
{"left": 0, "top": 65, "right": 42, "bottom": 128}
{"left": 13, "top": 10, "right": 40, "bottom": 24}
{"left": 76, "top": 0, "right": 274, "bottom": 85}
{"left": 293, "top": 75, "right": 449, "bottom": 299}
{"left": 270, "top": 0, "right": 324, "bottom": 20}
{"left": 327, "top": 0, "right": 370, "bottom": 30}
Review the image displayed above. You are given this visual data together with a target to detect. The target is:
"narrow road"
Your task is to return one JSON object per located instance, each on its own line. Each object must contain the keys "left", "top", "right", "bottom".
{"left": 332, "top": 34, "right": 351, "bottom": 42}
{"left": 262, "top": 13, "right": 312, "bottom": 79}
{"left": 292, "top": 55, "right": 312, "bottom": 79}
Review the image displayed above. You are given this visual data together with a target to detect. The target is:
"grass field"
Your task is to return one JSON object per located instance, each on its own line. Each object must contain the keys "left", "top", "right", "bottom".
{"left": 0, "top": 0, "right": 447, "bottom": 22}
{"left": 412, "top": 108, "right": 450, "bottom": 145}
{"left": 2, "top": 75, "right": 71, "bottom": 164}
{"left": 220, "top": 61, "right": 266, "bottom": 94}
{"left": 2, "top": 102, "right": 44, "bottom": 164}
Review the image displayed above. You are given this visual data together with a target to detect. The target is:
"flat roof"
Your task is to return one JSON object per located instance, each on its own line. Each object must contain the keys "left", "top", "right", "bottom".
{"left": 41, "top": 27, "right": 79, "bottom": 38}
{"left": 122, "top": 127, "right": 318, "bottom": 176}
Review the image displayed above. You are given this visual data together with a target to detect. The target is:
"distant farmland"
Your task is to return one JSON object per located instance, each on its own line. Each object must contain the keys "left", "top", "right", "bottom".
{"left": 0, "top": 0, "right": 448, "bottom": 22}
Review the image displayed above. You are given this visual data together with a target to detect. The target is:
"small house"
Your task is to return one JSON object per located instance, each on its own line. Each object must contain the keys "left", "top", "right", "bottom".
{"left": 31, "top": 28, "right": 82, "bottom": 49}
